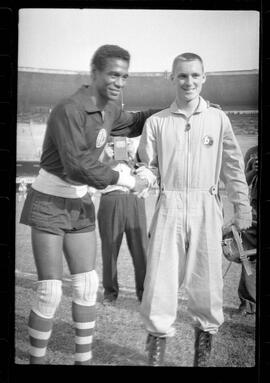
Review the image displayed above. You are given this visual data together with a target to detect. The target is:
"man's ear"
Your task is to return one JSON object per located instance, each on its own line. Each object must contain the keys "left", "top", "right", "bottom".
{"left": 202, "top": 73, "right": 206, "bottom": 84}
{"left": 91, "top": 65, "right": 97, "bottom": 80}
{"left": 170, "top": 73, "right": 175, "bottom": 82}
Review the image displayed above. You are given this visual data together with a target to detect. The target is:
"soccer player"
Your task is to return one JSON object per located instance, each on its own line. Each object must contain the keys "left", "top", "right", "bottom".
{"left": 20, "top": 45, "right": 156, "bottom": 364}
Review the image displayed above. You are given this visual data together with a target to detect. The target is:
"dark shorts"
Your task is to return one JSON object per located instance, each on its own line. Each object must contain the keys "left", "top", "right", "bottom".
{"left": 20, "top": 187, "right": 95, "bottom": 236}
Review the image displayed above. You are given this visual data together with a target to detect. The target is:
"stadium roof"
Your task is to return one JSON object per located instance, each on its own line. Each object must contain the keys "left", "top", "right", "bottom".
{"left": 18, "top": 67, "right": 259, "bottom": 77}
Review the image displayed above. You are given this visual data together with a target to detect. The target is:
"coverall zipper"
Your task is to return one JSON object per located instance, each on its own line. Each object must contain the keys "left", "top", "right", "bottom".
{"left": 185, "top": 116, "right": 191, "bottom": 252}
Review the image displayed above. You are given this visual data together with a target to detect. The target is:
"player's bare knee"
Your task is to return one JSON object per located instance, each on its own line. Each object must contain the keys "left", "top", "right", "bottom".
{"left": 32, "top": 279, "right": 62, "bottom": 319}
{"left": 71, "top": 270, "right": 99, "bottom": 306}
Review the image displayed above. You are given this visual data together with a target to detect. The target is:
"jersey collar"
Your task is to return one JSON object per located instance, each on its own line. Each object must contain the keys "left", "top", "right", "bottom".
{"left": 72, "top": 85, "right": 121, "bottom": 115}
{"left": 72, "top": 85, "right": 101, "bottom": 113}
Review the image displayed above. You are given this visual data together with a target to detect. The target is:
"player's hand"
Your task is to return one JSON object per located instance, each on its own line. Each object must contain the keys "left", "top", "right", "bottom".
{"left": 134, "top": 166, "right": 157, "bottom": 187}
{"left": 127, "top": 140, "right": 137, "bottom": 160}
{"left": 136, "top": 187, "right": 150, "bottom": 199}
{"left": 104, "top": 144, "right": 114, "bottom": 159}
{"left": 132, "top": 175, "right": 149, "bottom": 194}
{"left": 113, "top": 162, "right": 132, "bottom": 174}
{"left": 116, "top": 163, "right": 135, "bottom": 189}
{"left": 233, "top": 214, "right": 252, "bottom": 231}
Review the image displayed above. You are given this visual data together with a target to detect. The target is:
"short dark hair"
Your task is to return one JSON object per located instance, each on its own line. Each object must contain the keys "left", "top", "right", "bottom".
{"left": 91, "top": 45, "right": 130, "bottom": 71}
{"left": 172, "top": 53, "right": 204, "bottom": 74}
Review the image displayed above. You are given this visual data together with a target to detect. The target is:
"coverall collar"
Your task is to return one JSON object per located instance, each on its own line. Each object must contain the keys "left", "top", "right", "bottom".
{"left": 170, "top": 96, "right": 208, "bottom": 116}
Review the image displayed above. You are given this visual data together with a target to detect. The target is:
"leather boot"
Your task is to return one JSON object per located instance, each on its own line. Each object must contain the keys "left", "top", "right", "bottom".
{"left": 145, "top": 334, "right": 166, "bottom": 366}
{"left": 193, "top": 327, "right": 213, "bottom": 367}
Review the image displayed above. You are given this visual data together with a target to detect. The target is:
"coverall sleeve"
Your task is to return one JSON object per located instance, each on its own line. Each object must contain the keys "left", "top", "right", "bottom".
{"left": 111, "top": 109, "right": 161, "bottom": 138}
{"left": 137, "top": 118, "right": 160, "bottom": 183}
{"left": 220, "top": 113, "right": 251, "bottom": 218}
{"left": 49, "top": 103, "right": 119, "bottom": 189}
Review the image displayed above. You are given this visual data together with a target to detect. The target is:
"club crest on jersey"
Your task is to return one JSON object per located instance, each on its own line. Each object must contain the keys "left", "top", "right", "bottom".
{"left": 96, "top": 128, "right": 107, "bottom": 148}
{"left": 202, "top": 135, "right": 214, "bottom": 146}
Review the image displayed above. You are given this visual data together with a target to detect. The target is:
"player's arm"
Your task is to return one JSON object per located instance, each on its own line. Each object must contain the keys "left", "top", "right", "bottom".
{"left": 220, "top": 113, "right": 252, "bottom": 231}
{"left": 48, "top": 103, "right": 135, "bottom": 190}
{"left": 111, "top": 108, "right": 161, "bottom": 138}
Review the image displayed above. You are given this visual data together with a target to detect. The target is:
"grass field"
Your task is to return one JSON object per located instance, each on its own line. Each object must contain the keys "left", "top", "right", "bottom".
{"left": 15, "top": 134, "right": 257, "bottom": 367}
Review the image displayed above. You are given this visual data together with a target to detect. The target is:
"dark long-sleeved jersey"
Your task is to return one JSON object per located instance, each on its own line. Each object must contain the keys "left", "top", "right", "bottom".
{"left": 40, "top": 85, "right": 158, "bottom": 189}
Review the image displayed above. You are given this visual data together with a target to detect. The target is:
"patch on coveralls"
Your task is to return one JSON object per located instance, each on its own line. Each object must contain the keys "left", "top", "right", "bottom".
{"left": 202, "top": 135, "right": 214, "bottom": 146}
{"left": 96, "top": 128, "right": 107, "bottom": 148}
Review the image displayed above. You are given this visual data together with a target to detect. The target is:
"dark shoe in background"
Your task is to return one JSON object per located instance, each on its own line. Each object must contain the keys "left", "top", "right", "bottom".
{"left": 102, "top": 295, "right": 117, "bottom": 306}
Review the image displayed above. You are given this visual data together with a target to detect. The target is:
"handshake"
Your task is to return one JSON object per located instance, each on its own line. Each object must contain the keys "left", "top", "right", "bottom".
{"left": 115, "top": 162, "right": 157, "bottom": 198}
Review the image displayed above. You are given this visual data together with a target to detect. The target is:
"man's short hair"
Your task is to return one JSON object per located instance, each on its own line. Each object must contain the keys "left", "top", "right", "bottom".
{"left": 91, "top": 45, "right": 130, "bottom": 71}
{"left": 172, "top": 53, "right": 204, "bottom": 74}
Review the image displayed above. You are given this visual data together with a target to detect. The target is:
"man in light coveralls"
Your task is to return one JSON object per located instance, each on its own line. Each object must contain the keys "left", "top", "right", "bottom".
{"left": 136, "top": 53, "right": 252, "bottom": 366}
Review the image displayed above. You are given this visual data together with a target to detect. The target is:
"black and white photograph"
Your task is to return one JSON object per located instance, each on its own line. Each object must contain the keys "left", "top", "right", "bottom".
{"left": 15, "top": 8, "right": 259, "bottom": 367}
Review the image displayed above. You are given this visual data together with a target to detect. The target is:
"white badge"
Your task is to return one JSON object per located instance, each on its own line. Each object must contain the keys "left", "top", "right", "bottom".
{"left": 202, "top": 135, "right": 213, "bottom": 146}
{"left": 96, "top": 128, "right": 107, "bottom": 148}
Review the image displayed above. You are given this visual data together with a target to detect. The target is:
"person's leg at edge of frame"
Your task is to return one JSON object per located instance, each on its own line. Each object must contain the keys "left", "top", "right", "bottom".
{"left": 28, "top": 228, "right": 64, "bottom": 364}
{"left": 237, "top": 220, "right": 257, "bottom": 315}
{"left": 238, "top": 260, "right": 256, "bottom": 315}
{"left": 63, "top": 231, "right": 98, "bottom": 365}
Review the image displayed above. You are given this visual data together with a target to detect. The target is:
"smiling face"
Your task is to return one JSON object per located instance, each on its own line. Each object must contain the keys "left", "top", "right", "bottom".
{"left": 92, "top": 57, "right": 129, "bottom": 103}
{"left": 171, "top": 59, "right": 206, "bottom": 106}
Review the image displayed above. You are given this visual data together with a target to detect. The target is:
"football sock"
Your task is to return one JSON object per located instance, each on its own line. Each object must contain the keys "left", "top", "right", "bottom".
{"left": 28, "top": 310, "right": 53, "bottom": 364}
{"left": 72, "top": 302, "right": 96, "bottom": 365}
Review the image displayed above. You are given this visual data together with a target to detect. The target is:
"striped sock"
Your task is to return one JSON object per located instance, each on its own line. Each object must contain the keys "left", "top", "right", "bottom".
{"left": 28, "top": 310, "right": 53, "bottom": 364}
{"left": 72, "top": 302, "right": 96, "bottom": 365}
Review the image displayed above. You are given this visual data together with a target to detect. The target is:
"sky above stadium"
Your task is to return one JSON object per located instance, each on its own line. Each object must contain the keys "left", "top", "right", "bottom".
{"left": 18, "top": 8, "right": 260, "bottom": 73}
